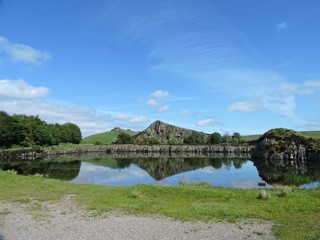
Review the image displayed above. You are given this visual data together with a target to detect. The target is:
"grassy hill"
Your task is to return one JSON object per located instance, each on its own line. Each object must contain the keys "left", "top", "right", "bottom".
{"left": 81, "top": 128, "right": 137, "bottom": 144}
{"left": 243, "top": 131, "right": 320, "bottom": 142}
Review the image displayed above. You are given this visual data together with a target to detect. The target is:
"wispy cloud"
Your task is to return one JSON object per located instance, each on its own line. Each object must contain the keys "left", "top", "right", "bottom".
{"left": 277, "top": 22, "right": 288, "bottom": 31}
{"left": 279, "top": 80, "right": 320, "bottom": 95}
{"left": 196, "top": 118, "right": 220, "bottom": 127}
{"left": 179, "top": 110, "right": 196, "bottom": 117}
{"left": 100, "top": 1, "right": 307, "bottom": 126}
{"left": 146, "top": 98, "right": 169, "bottom": 112}
{"left": 102, "top": 0, "right": 257, "bottom": 89}
{"left": 111, "top": 112, "right": 149, "bottom": 123}
{"left": 0, "top": 36, "right": 51, "bottom": 65}
{"left": 150, "top": 90, "right": 169, "bottom": 98}
{"left": 304, "top": 80, "right": 320, "bottom": 89}
{"left": 0, "top": 79, "right": 49, "bottom": 99}
{"left": 227, "top": 101, "right": 262, "bottom": 112}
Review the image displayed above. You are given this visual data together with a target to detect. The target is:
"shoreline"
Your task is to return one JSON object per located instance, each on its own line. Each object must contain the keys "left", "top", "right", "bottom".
{"left": 0, "top": 144, "right": 254, "bottom": 161}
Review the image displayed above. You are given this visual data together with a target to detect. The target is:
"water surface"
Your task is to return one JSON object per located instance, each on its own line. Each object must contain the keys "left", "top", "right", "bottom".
{"left": 1, "top": 155, "right": 319, "bottom": 189}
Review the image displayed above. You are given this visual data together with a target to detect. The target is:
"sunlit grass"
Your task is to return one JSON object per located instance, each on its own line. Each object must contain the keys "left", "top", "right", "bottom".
{"left": 0, "top": 172, "right": 319, "bottom": 239}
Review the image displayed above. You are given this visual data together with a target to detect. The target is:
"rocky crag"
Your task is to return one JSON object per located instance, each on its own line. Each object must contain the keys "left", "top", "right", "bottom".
{"left": 252, "top": 128, "right": 320, "bottom": 161}
{"left": 134, "top": 120, "right": 208, "bottom": 144}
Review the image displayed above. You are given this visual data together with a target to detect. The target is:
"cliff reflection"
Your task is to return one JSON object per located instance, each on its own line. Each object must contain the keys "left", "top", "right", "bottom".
{"left": 252, "top": 157, "right": 320, "bottom": 186}
{"left": 90, "top": 157, "right": 248, "bottom": 181}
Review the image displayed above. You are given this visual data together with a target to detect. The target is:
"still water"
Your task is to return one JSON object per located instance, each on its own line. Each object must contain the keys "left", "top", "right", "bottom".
{"left": 1, "top": 156, "right": 319, "bottom": 189}
{"left": 71, "top": 160, "right": 269, "bottom": 188}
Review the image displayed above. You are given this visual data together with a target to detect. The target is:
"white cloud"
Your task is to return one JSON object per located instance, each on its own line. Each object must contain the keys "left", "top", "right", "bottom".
{"left": 227, "top": 102, "right": 262, "bottom": 112}
{"left": 304, "top": 80, "right": 320, "bottom": 89}
{"left": 179, "top": 110, "right": 193, "bottom": 117}
{"left": 0, "top": 80, "right": 149, "bottom": 136}
{"left": 150, "top": 90, "right": 169, "bottom": 98}
{"left": 0, "top": 79, "right": 49, "bottom": 99}
{"left": 129, "top": 116, "right": 149, "bottom": 123}
{"left": 279, "top": 83, "right": 299, "bottom": 91}
{"left": 0, "top": 99, "right": 110, "bottom": 136}
{"left": 279, "top": 80, "right": 320, "bottom": 95}
{"left": 277, "top": 22, "right": 287, "bottom": 31}
{"left": 196, "top": 118, "right": 220, "bottom": 127}
{"left": 158, "top": 104, "right": 170, "bottom": 112}
{"left": 146, "top": 99, "right": 160, "bottom": 108}
{"left": 146, "top": 98, "right": 169, "bottom": 112}
{"left": 0, "top": 99, "right": 150, "bottom": 137}
{"left": 106, "top": 112, "right": 149, "bottom": 124}
{"left": 0, "top": 36, "right": 51, "bottom": 65}
{"left": 262, "top": 93, "right": 298, "bottom": 120}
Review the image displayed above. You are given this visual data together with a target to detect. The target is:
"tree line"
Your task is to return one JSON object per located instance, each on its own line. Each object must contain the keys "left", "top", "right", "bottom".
{"left": 116, "top": 130, "right": 246, "bottom": 145}
{"left": 0, "top": 111, "right": 82, "bottom": 148}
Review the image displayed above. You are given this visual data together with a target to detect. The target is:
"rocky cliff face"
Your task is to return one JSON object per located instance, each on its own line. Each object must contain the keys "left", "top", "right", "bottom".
{"left": 251, "top": 128, "right": 320, "bottom": 161}
{"left": 134, "top": 120, "right": 205, "bottom": 144}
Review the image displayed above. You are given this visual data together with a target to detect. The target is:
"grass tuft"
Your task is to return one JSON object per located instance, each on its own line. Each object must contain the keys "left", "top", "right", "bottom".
{"left": 273, "top": 185, "right": 292, "bottom": 197}
{"left": 257, "top": 190, "right": 271, "bottom": 200}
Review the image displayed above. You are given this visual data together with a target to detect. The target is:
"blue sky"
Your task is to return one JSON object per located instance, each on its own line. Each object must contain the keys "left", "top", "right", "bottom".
{"left": 0, "top": 0, "right": 319, "bottom": 136}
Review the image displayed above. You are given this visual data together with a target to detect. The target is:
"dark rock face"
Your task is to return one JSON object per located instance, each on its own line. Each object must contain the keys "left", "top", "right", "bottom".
{"left": 134, "top": 120, "right": 206, "bottom": 144}
{"left": 252, "top": 137, "right": 308, "bottom": 161}
{"left": 251, "top": 128, "right": 320, "bottom": 161}
{"left": 251, "top": 128, "right": 320, "bottom": 185}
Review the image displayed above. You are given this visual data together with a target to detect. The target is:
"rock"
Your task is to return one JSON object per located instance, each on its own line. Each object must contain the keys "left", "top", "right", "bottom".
{"left": 134, "top": 120, "right": 206, "bottom": 144}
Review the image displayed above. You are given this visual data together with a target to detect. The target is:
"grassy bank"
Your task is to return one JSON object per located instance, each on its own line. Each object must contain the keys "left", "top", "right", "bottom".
{"left": 242, "top": 130, "right": 320, "bottom": 142}
{"left": 0, "top": 172, "right": 319, "bottom": 239}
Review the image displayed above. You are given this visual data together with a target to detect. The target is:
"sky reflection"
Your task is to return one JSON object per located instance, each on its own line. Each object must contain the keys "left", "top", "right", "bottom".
{"left": 71, "top": 160, "right": 270, "bottom": 189}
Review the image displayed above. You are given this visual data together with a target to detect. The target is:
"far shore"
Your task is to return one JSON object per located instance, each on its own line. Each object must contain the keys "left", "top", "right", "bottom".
{"left": 0, "top": 143, "right": 254, "bottom": 161}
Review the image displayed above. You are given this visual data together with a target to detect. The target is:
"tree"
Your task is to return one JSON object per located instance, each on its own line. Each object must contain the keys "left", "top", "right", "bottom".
{"left": 116, "top": 132, "right": 133, "bottom": 144}
{"left": 0, "top": 111, "right": 82, "bottom": 148}
{"left": 184, "top": 131, "right": 206, "bottom": 144}
{"left": 0, "top": 111, "right": 14, "bottom": 148}
{"left": 61, "top": 123, "right": 82, "bottom": 144}
{"left": 208, "top": 132, "right": 222, "bottom": 144}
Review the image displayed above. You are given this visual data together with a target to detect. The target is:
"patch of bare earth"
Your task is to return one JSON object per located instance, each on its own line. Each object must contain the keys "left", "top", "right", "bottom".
{"left": 0, "top": 195, "right": 274, "bottom": 240}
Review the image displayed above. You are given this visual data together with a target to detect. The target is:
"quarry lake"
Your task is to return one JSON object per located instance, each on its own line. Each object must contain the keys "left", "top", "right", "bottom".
{"left": 71, "top": 159, "right": 269, "bottom": 188}
{"left": 1, "top": 155, "right": 319, "bottom": 189}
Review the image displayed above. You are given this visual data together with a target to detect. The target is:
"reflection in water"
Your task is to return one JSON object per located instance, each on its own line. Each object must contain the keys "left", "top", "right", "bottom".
{"left": 1, "top": 155, "right": 319, "bottom": 188}
{"left": 71, "top": 158, "right": 271, "bottom": 189}
{"left": 252, "top": 157, "right": 320, "bottom": 188}
{"left": 0, "top": 160, "right": 81, "bottom": 180}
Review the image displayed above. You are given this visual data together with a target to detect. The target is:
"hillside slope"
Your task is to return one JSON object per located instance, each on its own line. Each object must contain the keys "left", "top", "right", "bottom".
{"left": 134, "top": 120, "right": 208, "bottom": 144}
{"left": 81, "top": 128, "right": 136, "bottom": 144}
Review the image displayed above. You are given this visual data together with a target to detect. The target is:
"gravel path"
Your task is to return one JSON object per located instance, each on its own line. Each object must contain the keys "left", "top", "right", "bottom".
{"left": 0, "top": 195, "right": 274, "bottom": 240}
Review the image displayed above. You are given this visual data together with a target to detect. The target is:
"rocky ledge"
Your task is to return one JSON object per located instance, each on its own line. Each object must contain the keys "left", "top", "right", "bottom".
{"left": 251, "top": 128, "right": 320, "bottom": 161}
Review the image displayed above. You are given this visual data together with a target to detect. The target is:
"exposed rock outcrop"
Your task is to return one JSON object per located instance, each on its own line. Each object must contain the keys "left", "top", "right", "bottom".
{"left": 252, "top": 128, "right": 320, "bottom": 161}
{"left": 134, "top": 120, "right": 207, "bottom": 144}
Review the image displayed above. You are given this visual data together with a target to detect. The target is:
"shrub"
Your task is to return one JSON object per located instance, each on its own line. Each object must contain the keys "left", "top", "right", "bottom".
{"left": 257, "top": 190, "right": 271, "bottom": 200}
{"left": 273, "top": 184, "right": 292, "bottom": 197}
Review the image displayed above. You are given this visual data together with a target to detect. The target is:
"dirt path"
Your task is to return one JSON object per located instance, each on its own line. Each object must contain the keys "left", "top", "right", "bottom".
{"left": 0, "top": 195, "right": 274, "bottom": 240}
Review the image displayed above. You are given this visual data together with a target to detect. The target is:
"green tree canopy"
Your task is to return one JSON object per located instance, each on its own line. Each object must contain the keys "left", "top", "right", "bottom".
{"left": 208, "top": 132, "right": 222, "bottom": 144}
{"left": 0, "top": 111, "right": 82, "bottom": 148}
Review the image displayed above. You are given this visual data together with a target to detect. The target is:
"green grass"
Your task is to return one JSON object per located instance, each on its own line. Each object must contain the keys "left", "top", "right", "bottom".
{"left": 81, "top": 129, "right": 137, "bottom": 145}
{"left": 299, "top": 131, "right": 320, "bottom": 139}
{"left": 242, "top": 131, "right": 320, "bottom": 142}
{"left": 0, "top": 172, "right": 319, "bottom": 239}
{"left": 242, "top": 135, "right": 262, "bottom": 142}
{"left": 81, "top": 131, "right": 119, "bottom": 144}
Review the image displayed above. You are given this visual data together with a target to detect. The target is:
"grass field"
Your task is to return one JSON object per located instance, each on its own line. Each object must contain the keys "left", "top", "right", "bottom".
{"left": 81, "top": 131, "right": 119, "bottom": 144}
{"left": 242, "top": 131, "right": 320, "bottom": 142}
{"left": 81, "top": 129, "right": 137, "bottom": 145}
{"left": 0, "top": 172, "right": 319, "bottom": 239}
